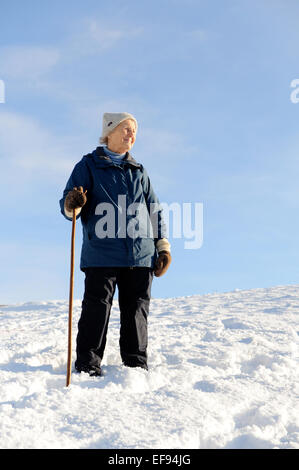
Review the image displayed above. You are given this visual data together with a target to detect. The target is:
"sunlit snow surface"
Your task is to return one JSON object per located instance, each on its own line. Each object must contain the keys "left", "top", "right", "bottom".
{"left": 0, "top": 285, "right": 298, "bottom": 449}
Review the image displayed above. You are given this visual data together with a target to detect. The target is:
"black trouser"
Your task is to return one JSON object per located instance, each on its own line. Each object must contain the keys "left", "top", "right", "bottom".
{"left": 75, "top": 267, "right": 154, "bottom": 371}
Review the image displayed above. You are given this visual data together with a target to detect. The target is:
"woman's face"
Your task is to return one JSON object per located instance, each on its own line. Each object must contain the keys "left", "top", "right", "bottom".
{"left": 107, "top": 119, "right": 137, "bottom": 154}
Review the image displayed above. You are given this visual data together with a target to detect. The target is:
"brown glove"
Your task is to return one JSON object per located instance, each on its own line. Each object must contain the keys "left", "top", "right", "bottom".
{"left": 154, "top": 251, "right": 172, "bottom": 277}
{"left": 65, "top": 186, "right": 87, "bottom": 211}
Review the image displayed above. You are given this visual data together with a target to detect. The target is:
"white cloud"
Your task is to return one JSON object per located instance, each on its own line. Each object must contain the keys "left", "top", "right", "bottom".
{"left": 66, "top": 18, "right": 143, "bottom": 56}
{"left": 137, "top": 127, "right": 195, "bottom": 160}
{"left": 0, "top": 110, "right": 76, "bottom": 180}
{"left": 184, "top": 29, "right": 207, "bottom": 42}
{"left": 0, "top": 46, "right": 60, "bottom": 80}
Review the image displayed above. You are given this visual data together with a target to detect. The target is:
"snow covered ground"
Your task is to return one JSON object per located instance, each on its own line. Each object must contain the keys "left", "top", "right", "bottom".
{"left": 0, "top": 284, "right": 298, "bottom": 449}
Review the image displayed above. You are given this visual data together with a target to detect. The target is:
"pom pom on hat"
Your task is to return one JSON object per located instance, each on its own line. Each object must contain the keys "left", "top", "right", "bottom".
{"left": 100, "top": 112, "right": 138, "bottom": 144}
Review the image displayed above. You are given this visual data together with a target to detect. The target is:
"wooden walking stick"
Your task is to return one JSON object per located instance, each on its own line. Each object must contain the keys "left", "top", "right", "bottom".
{"left": 66, "top": 208, "right": 76, "bottom": 387}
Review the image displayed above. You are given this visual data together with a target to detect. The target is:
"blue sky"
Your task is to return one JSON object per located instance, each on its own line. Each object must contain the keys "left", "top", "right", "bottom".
{"left": 1, "top": 0, "right": 299, "bottom": 303}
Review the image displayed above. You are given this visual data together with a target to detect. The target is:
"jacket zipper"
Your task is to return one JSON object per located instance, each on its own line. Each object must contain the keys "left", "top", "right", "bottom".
{"left": 123, "top": 165, "right": 135, "bottom": 267}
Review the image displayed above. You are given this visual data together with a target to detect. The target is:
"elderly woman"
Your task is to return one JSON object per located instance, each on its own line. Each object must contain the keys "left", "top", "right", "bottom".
{"left": 60, "top": 112, "right": 171, "bottom": 377}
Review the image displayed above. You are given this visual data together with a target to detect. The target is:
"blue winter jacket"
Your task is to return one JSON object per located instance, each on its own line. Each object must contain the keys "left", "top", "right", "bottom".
{"left": 59, "top": 146, "right": 167, "bottom": 270}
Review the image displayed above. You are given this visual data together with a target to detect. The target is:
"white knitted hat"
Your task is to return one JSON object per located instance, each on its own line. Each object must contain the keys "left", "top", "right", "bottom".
{"left": 99, "top": 112, "right": 138, "bottom": 144}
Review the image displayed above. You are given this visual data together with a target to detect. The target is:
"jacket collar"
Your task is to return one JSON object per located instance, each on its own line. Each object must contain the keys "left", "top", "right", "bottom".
{"left": 92, "top": 146, "right": 141, "bottom": 169}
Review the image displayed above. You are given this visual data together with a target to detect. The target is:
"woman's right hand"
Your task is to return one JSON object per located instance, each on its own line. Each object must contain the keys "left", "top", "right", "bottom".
{"left": 65, "top": 186, "right": 87, "bottom": 211}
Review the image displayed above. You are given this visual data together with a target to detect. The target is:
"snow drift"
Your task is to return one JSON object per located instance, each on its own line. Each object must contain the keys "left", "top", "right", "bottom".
{"left": 0, "top": 285, "right": 298, "bottom": 449}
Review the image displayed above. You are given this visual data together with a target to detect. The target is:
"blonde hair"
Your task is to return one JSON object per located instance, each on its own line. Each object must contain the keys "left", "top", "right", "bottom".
{"left": 99, "top": 136, "right": 108, "bottom": 145}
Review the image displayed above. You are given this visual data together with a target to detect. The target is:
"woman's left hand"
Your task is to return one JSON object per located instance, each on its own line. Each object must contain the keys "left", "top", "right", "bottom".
{"left": 154, "top": 251, "right": 172, "bottom": 277}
